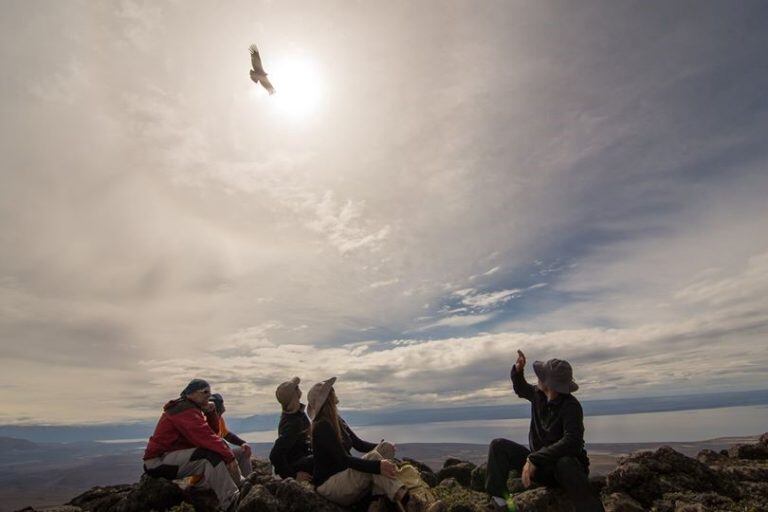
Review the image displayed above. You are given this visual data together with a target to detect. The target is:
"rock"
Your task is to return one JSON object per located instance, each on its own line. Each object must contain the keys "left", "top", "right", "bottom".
{"left": 264, "top": 477, "right": 347, "bottom": 512}
{"left": 437, "top": 462, "right": 476, "bottom": 488}
{"left": 443, "top": 458, "right": 463, "bottom": 468}
{"left": 67, "top": 483, "right": 135, "bottom": 512}
{"left": 250, "top": 457, "right": 274, "bottom": 477}
{"left": 588, "top": 474, "right": 606, "bottom": 495}
{"left": 438, "top": 478, "right": 459, "bottom": 489}
{"left": 728, "top": 443, "right": 768, "bottom": 460}
{"left": 469, "top": 463, "right": 486, "bottom": 492}
{"left": 652, "top": 491, "right": 735, "bottom": 512}
{"left": 602, "top": 446, "right": 740, "bottom": 508}
{"left": 403, "top": 458, "right": 434, "bottom": 474}
{"left": 512, "top": 487, "right": 575, "bottom": 512}
{"left": 507, "top": 477, "right": 526, "bottom": 495}
{"left": 759, "top": 432, "right": 768, "bottom": 447}
{"left": 696, "top": 449, "right": 727, "bottom": 464}
{"left": 602, "top": 492, "right": 644, "bottom": 512}
{"left": 420, "top": 470, "right": 439, "bottom": 488}
{"left": 237, "top": 484, "right": 280, "bottom": 512}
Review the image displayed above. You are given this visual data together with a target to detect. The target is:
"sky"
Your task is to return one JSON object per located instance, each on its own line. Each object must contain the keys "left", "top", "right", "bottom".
{"left": 1, "top": 0, "right": 768, "bottom": 425}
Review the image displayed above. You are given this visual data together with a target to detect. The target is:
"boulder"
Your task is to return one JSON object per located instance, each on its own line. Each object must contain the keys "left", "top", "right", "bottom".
{"left": 67, "top": 484, "right": 135, "bottom": 512}
{"left": 442, "top": 458, "right": 463, "bottom": 468}
{"left": 237, "top": 484, "right": 280, "bottom": 512}
{"left": 602, "top": 446, "right": 740, "bottom": 508}
{"left": 420, "top": 470, "right": 439, "bottom": 488}
{"left": 437, "top": 462, "right": 475, "bottom": 488}
{"left": 602, "top": 492, "right": 644, "bottom": 512}
{"left": 512, "top": 487, "right": 575, "bottom": 512}
{"left": 262, "top": 477, "right": 347, "bottom": 512}
{"left": 469, "top": 463, "right": 486, "bottom": 492}
{"left": 728, "top": 443, "right": 768, "bottom": 460}
{"left": 402, "top": 458, "right": 434, "bottom": 474}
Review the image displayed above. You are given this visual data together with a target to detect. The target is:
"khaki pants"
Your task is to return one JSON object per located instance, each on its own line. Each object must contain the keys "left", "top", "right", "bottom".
{"left": 144, "top": 447, "right": 239, "bottom": 511}
{"left": 317, "top": 448, "right": 404, "bottom": 507}
{"left": 233, "top": 446, "right": 253, "bottom": 476}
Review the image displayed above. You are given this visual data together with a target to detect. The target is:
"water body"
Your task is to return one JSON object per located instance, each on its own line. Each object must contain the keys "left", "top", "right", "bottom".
{"left": 239, "top": 404, "right": 768, "bottom": 444}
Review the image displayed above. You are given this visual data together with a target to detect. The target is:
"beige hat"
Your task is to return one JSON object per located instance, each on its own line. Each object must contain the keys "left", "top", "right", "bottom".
{"left": 307, "top": 377, "right": 337, "bottom": 420}
{"left": 275, "top": 377, "right": 301, "bottom": 410}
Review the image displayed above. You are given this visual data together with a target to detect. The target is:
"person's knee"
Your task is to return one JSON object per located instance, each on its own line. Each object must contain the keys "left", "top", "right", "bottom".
{"left": 489, "top": 438, "right": 508, "bottom": 451}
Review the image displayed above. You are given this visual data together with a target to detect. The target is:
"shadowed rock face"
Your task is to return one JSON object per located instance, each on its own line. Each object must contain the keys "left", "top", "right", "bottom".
{"left": 13, "top": 432, "right": 768, "bottom": 512}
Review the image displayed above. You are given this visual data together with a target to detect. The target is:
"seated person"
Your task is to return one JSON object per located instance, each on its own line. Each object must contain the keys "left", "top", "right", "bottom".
{"left": 209, "top": 393, "right": 253, "bottom": 477}
{"left": 143, "top": 379, "right": 249, "bottom": 512}
{"left": 485, "top": 351, "right": 605, "bottom": 512}
{"left": 269, "top": 377, "right": 314, "bottom": 480}
{"left": 309, "top": 377, "right": 442, "bottom": 512}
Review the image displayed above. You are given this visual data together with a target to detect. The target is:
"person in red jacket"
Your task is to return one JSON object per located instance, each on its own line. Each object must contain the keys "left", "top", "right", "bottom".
{"left": 143, "top": 379, "right": 248, "bottom": 512}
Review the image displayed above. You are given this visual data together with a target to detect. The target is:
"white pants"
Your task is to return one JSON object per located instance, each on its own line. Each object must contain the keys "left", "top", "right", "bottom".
{"left": 144, "top": 447, "right": 238, "bottom": 511}
{"left": 317, "top": 448, "right": 404, "bottom": 507}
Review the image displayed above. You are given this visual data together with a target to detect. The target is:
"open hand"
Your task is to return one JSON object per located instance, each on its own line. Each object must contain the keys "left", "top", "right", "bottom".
{"left": 380, "top": 459, "right": 398, "bottom": 478}
{"left": 515, "top": 350, "right": 527, "bottom": 372}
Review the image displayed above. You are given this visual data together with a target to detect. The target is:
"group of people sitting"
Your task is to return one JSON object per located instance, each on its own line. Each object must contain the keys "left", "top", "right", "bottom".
{"left": 142, "top": 351, "right": 605, "bottom": 512}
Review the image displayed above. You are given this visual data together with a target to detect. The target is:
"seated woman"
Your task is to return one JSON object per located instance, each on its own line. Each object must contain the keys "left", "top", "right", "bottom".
{"left": 308, "top": 377, "right": 443, "bottom": 512}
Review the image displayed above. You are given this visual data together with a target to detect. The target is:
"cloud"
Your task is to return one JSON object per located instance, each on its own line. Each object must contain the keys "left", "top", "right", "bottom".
{"left": 2, "top": 1, "right": 768, "bottom": 424}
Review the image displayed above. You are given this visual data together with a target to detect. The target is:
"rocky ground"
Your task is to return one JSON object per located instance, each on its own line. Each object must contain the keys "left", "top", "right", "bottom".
{"left": 14, "top": 433, "right": 768, "bottom": 512}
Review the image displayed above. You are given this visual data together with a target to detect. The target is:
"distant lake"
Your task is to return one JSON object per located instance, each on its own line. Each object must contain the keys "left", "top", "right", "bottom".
{"left": 239, "top": 404, "right": 768, "bottom": 445}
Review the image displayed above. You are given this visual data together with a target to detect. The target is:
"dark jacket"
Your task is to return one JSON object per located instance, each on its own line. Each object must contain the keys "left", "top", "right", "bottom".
{"left": 144, "top": 398, "right": 234, "bottom": 463}
{"left": 511, "top": 366, "right": 590, "bottom": 471}
{"left": 311, "top": 417, "right": 379, "bottom": 487}
{"left": 269, "top": 405, "right": 313, "bottom": 478}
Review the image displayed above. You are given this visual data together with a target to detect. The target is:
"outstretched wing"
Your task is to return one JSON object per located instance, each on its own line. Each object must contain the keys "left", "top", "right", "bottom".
{"left": 249, "top": 44, "right": 265, "bottom": 73}
{"left": 260, "top": 76, "right": 275, "bottom": 95}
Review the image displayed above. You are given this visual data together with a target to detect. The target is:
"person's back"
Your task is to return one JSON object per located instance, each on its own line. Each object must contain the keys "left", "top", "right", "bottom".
{"left": 269, "top": 377, "right": 314, "bottom": 480}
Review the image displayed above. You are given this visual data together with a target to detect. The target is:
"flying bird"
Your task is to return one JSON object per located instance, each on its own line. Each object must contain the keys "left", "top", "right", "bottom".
{"left": 249, "top": 44, "right": 275, "bottom": 95}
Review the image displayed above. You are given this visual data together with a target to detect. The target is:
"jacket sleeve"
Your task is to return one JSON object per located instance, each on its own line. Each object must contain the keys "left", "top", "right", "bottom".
{"left": 172, "top": 408, "right": 235, "bottom": 463}
{"left": 527, "top": 400, "right": 585, "bottom": 467}
{"left": 224, "top": 431, "right": 247, "bottom": 446}
{"left": 269, "top": 418, "right": 303, "bottom": 476}
{"left": 511, "top": 365, "right": 536, "bottom": 402}
{"left": 341, "top": 418, "right": 378, "bottom": 453}
{"left": 316, "top": 420, "right": 380, "bottom": 475}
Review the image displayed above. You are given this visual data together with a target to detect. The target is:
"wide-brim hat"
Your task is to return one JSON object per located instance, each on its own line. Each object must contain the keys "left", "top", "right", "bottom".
{"left": 307, "top": 377, "right": 337, "bottom": 420}
{"left": 533, "top": 359, "right": 579, "bottom": 394}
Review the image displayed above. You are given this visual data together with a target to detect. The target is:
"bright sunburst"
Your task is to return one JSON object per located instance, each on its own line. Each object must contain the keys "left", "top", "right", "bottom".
{"left": 251, "top": 56, "right": 324, "bottom": 120}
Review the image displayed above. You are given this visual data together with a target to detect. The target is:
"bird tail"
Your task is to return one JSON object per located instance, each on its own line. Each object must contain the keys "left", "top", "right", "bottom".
{"left": 249, "top": 44, "right": 258, "bottom": 54}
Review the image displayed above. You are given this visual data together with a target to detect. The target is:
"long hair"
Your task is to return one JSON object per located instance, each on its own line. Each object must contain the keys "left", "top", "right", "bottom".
{"left": 311, "top": 389, "right": 343, "bottom": 448}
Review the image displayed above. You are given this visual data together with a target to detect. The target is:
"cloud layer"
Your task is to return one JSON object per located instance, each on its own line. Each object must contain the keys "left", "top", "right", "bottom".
{"left": 1, "top": 0, "right": 768, "bottom": 423}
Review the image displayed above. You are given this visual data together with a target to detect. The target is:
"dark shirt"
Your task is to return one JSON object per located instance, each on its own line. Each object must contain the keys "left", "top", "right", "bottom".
{"left": 511, "top": 366, "right": 590, "bottom": 471}
{"left": 269, "top": 405, "right": 314, "bottom": 478}
{"left": 312, "top": 418, "right": 380, "bottom": 487}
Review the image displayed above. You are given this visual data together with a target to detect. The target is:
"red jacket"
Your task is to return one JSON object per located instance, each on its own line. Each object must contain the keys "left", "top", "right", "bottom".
{"left": 143, "top": 398, "right": 234, "bottom": 463}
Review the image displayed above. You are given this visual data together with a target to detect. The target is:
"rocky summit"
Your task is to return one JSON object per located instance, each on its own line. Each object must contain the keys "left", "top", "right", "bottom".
{"left": 14, "top": 433, "right": 768, "bottom": 512}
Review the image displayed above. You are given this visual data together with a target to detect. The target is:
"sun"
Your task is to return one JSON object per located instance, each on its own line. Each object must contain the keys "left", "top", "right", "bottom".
{"left": 251, "top": 55, "right": 325, "bottom": 120}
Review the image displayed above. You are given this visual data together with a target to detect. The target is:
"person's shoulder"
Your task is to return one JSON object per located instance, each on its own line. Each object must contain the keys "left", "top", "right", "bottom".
{"left": 165, "top": 398, "right": 197, "bottom": 416}
{"left": 562, "top": 394, "right": 583, "bottom": 410}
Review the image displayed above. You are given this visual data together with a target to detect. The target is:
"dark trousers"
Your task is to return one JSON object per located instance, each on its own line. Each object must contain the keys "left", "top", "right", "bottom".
{"left": 485, "top": 438, "right": 605, "bottom": 512}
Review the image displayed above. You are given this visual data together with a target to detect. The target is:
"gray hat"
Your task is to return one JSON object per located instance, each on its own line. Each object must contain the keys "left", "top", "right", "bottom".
{"left": 275, "top": 377, "right": 301, "bottom": 410}
{"left": 307, "top": 377, "right": 337, "bottom": 420}
{"left": 533, "top": 359, "right": 578, "bottom": 394}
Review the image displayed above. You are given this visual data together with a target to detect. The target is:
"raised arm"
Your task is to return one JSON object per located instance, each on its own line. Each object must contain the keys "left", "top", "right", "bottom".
{"left": 511, "top": 350, "right": 536, "bottom": 402}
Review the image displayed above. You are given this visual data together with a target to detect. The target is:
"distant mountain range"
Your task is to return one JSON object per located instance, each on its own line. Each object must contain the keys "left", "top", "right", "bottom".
{"left": 2, "top": 388, "right": 767, "bottom": 443}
